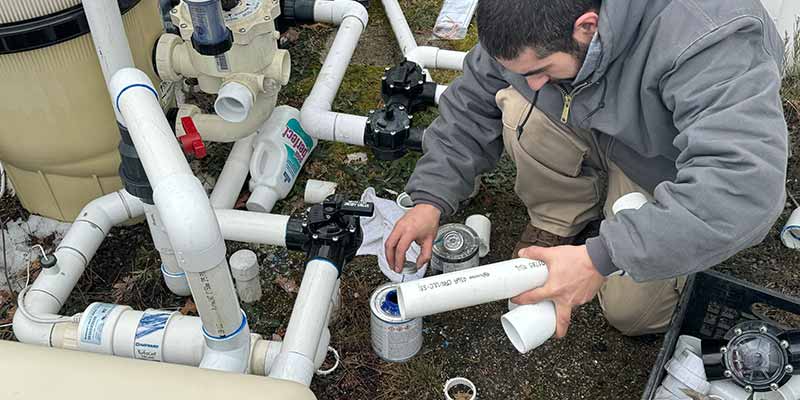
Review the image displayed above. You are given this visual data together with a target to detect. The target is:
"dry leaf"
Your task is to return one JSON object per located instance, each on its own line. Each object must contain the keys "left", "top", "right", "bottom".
{"left": 179, "top": 298, "right": 198, "bottom": 316}
{"left": 275, "top": 276, "right": 299, "bottom": 294}
{"left": 0, "top": 290, "right": 11, "bottom": 307}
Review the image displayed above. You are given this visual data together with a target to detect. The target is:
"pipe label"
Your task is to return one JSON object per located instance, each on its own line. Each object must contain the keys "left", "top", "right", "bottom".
{"left": 134, "top": 310, "right": 174, "bottom": 362}
{"left": 81, "top": 303, "right": 116, "bottom": 345}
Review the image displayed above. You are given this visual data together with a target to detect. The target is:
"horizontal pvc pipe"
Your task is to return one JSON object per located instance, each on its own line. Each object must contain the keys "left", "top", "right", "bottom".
{"left": 396, "top": 258, "right": 548, "bottom": 319}
{"left": 0, "top": 341, "right": 318, "bottom": 400}
{"left": 302, "top": 0, "right": 369, "bottom": 146}
{"left": 270, "top": 259, "right": 340, "bottom": 385}
{"left": 215, "top": 209, "right": 289, "bottom": 246}
{"left": 210, "top": 134, "right": 256, "bottom": 209}
{"left": 406, "top": 46, "right": 466, "bottom": 71}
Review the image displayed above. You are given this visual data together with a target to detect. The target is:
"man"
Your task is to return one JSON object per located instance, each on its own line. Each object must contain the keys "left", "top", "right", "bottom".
{"left": 386, "top": 0, "right": 789, "bottom": 338}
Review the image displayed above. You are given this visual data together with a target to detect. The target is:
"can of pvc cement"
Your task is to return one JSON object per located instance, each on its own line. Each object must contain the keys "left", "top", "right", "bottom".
{"left": 431, "top": 223, "right": 480, "bottom": 274}
{"left": 370, "top": 283, "right": 423, "bottom": 362}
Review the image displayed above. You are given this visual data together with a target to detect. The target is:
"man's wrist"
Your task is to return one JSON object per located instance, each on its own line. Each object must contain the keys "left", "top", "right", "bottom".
{"left": 585, "top": 237, "right": 622, "bottom": 277}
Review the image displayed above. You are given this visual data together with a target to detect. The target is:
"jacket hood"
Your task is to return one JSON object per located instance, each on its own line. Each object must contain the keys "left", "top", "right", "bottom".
{"left": 594, "top": 0, "right": 649, "bottom": 77}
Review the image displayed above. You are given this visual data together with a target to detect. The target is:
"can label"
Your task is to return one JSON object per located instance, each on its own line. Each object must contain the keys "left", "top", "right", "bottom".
{"left": 370, "top": 316, "right": 423, "bottom": 361}
{"left": 370, "top": 284, "right": 423, "bottom": 362}
{"left": 80, "top": 303, "right": 115, "bottom": 345}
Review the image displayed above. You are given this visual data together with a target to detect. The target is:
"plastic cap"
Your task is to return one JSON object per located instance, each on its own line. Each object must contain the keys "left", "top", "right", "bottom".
{"left": 215, "top": 81, "right": 253, "bottom": 123}
{"left": 246, "top": 186, "right": 281, "bottom": 213}
{"left": 229, "top": 249, "right": 259, "bottom": 281}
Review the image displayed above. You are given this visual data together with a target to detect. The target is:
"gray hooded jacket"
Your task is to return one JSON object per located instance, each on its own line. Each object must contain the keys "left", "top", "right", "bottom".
{"left": 406, "top": 0, "right": 789, "bottom": 281}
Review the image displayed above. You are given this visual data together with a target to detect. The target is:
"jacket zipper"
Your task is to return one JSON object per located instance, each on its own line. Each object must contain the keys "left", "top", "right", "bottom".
{"left": 557, "top": 82, "right": 592, "bottom": 124}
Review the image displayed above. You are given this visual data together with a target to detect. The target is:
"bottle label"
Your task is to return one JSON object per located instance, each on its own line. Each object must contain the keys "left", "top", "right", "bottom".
{"left": 282, "top": 118, "right": 315, "bottom": 183}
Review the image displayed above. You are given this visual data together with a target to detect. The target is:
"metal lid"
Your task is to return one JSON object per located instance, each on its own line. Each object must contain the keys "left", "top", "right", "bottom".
{"left": 432, "top": 223, "right": 479, "bottom": 263}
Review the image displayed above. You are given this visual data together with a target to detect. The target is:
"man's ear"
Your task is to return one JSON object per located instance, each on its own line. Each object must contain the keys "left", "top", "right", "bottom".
{"left": 573, "top": 11, "right": 599, "bottom": 46}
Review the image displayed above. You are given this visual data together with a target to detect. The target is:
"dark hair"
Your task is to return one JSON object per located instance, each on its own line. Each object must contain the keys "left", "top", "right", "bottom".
{"left": 476, "top": 0, "right": 601, "bottom": 60}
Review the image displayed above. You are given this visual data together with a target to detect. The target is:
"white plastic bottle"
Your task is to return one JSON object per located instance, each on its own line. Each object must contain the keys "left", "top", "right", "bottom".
{"left": 247, "top": 106, "right": 318, "bottom": 212}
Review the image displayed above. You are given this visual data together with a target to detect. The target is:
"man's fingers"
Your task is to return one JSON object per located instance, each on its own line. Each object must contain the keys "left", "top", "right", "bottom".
{"left": 553, "top": 303, "right": 572, "bottom": 338}
{"left": 417, "top": 236, "right": 433, "bottom": 268}
{"left": 385, "top": 228, "right": 402, "bottom": 268}
{"left": 518, "top": 245, "right": 552, "bottom": 262}
{"left": 394, "top": 235, "right": 414, "bottom": 272}
{"left": 511, "top": 285, "right": 554, "bottom": 305}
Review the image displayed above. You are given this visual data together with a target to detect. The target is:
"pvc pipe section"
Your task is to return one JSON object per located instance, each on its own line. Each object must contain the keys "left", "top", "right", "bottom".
{"left": 396, "top": 258, "right": 549, "bottom": 319}
{"left": 13, "top": 190, "right": 144, "bottom": 346}
{"left": 502, "top": 299, "right": 556, "bottom": 353}
{"left": 380, "top": 0, "right": 466, "bottom": 71}
{"left": 215, "top": 81, "right": 255, "bottom": 124}
{"left": 304, "top": 180, "right": 338, "bottom": 204}
{"left": 109, "top": 68, "right": 249, "bottom": 372}
{"left": 144, "top": 204, "right": 191, "bottom": 296}
{"left": 209, "top": 134, "right": 256, "bottom": 209}
{"left": 301, "top": 0, "right": 369, "bottom": 146}
{"left": 83, "top": 0, "right": 136, "bottom": 122}
{"left": 0, "top": 341, "right": 319, "bottom": 400}
{"left": 215, "top": 209, "right": 289, "bottom": 246}
{"left": 270, "top": 259, "right": 340, "bottom": 386}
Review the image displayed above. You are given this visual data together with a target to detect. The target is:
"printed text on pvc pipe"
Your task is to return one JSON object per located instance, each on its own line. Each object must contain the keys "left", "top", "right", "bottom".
{"left": 415, "top": 261, "right": 544, "bottom": 293}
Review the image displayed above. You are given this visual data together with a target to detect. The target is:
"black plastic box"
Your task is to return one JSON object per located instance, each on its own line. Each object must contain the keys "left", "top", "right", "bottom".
{"left": 641, "top": 270, "right": 800, "bottom": 400}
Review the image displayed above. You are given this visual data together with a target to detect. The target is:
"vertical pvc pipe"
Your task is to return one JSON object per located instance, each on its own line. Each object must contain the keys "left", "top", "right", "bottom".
{"left": 269, "top": 259, "right": 340, "bottom": 385}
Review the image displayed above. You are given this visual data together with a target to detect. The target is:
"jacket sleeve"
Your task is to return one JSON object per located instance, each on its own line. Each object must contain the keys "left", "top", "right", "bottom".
{"left": 405, "top": 44, "right": 511, "bottom": 215}
{"left": 585, "top": 19, "right": 789, "bottom": 281}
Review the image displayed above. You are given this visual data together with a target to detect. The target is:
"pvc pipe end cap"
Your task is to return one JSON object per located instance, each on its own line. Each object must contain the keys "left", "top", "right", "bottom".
{"left": 215, "top": 81, "right": 254, "bottom": 123}
{"left": 246, "top": 186, "right": 280, "bottom": 213}
{"left": 230, "top": 249, "right": 259, "bottom": 280}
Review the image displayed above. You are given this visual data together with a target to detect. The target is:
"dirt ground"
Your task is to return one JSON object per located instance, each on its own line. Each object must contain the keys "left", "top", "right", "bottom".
{"left": 1, "top": 1, "right": 799, "bottom": 399}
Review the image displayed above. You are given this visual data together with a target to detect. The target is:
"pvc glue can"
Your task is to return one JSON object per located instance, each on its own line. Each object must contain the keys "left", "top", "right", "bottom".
{"left": 370, "top": 283, "right": 423, "bottom": 362}
{"left": 431, "top": 223, "right": 480, "bottom": 274}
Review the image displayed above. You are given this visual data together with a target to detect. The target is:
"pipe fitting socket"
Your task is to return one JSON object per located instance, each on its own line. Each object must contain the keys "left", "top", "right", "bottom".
{"left": 154, "top": 33, "right": 185, "bottom": 81}
{"left": 215, "top": 81, "right": 254, "bottom": 123}
{"left": 264, "top": 49, "right": 291, "bottom": 86}
{"left": 200, "top": 310, "right": 252, "bottom": 373}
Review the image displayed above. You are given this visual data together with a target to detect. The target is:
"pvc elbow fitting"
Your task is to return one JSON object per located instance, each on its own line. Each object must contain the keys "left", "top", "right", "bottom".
{"left": 501, "top": 300, "right": 556, "bottom": 353}
{"left": 215, "top": 81, "right": 254, "bottom": 123}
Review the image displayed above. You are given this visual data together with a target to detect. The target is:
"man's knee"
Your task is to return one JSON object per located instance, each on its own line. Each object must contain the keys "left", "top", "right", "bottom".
{"left": 598, "top": 276, "right": 684, "bottom": 336}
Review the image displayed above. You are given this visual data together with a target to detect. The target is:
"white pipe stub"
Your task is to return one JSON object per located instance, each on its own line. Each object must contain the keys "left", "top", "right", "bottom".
{"left": 215, "top": 81, "right": 254, "bottom": 123}
{"left": 444, "top": 377, "right": 477, "bottom": 400}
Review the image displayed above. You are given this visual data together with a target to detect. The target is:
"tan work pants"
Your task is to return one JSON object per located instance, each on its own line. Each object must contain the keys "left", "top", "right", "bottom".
{"left": 496, "top": 87, "right": 686, "bottom": 336}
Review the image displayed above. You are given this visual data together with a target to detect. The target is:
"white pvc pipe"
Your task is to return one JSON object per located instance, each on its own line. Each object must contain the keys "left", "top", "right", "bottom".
{"left": 301, "top": 0, "right": 369, "bottom": 146}
{"left": 144, "top": 204, "right": 191, "bottom": 296}
{"left": 110, "top": 68, "right": 247, "bottom": 372}
{"left": 83, "top": 0, "right": 135, "bottom": 123}
{"left": 210, "top": 135, "right": 256, "bottom": 209}
{"left": 501, "top": 301, "right": 556, "bottom": 353}
{"left": 270, "top": 259, "right": 340, "bottom": 385}
{"left": 396, "top": 258, "right": 549, "bottom": 319}
{"left": 381, "top": 0, "right": 417, "bottom": 55}
{"left": 406, "top": 46, "right": 466, "bottom": 71}
{"left": 215, "top": 209, "right": 289, "bottom": 246}
{"left": 435, "top": 85, "right": 448, "bottom": 105}
{"left": 13, "top": 190, "right": 144, "bottom": 345}
{"left": 304, "top": 180, "right": 337, "bottom": 204}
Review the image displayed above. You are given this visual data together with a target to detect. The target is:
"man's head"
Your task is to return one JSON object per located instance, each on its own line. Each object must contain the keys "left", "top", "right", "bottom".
{"left": 477, "top": 0, "right": 601, "bottom": 90}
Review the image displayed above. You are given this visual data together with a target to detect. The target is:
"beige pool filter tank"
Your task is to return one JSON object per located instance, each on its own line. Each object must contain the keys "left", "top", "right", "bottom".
{"left": 0, "top": 0, "right": 166, "bottom": 221}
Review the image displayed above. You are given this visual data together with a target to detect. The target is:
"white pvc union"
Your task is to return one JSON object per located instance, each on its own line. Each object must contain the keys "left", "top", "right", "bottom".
{"left": 215, "top": 81, "right": 255, "bottom": 123}
{"left": 247, "top": 106, "right": 317, "bottom": 212}
{"left": 396, "top": 258, "right": 549, "bottom": 319}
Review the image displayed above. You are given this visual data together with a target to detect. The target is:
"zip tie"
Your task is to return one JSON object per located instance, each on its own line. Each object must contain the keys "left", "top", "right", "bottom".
{"left": 315, "top": 346, "right": 340, "bottom": 376}
{"left": 444, "top": 377, "right": 477, "bottom": 400}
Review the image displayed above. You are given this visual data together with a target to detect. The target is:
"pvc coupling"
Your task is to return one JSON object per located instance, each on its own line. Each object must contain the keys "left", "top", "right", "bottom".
{"left": 502, "top": 300, "right": 556, "bottom": 354}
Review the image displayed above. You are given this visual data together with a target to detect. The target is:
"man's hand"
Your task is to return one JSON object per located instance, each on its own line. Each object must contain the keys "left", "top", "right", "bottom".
{"left": 511, "top": 245, "right": 606, "bottom": 338}
{"left": 385, "top": 204, "right": 441, "bottom": 272}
